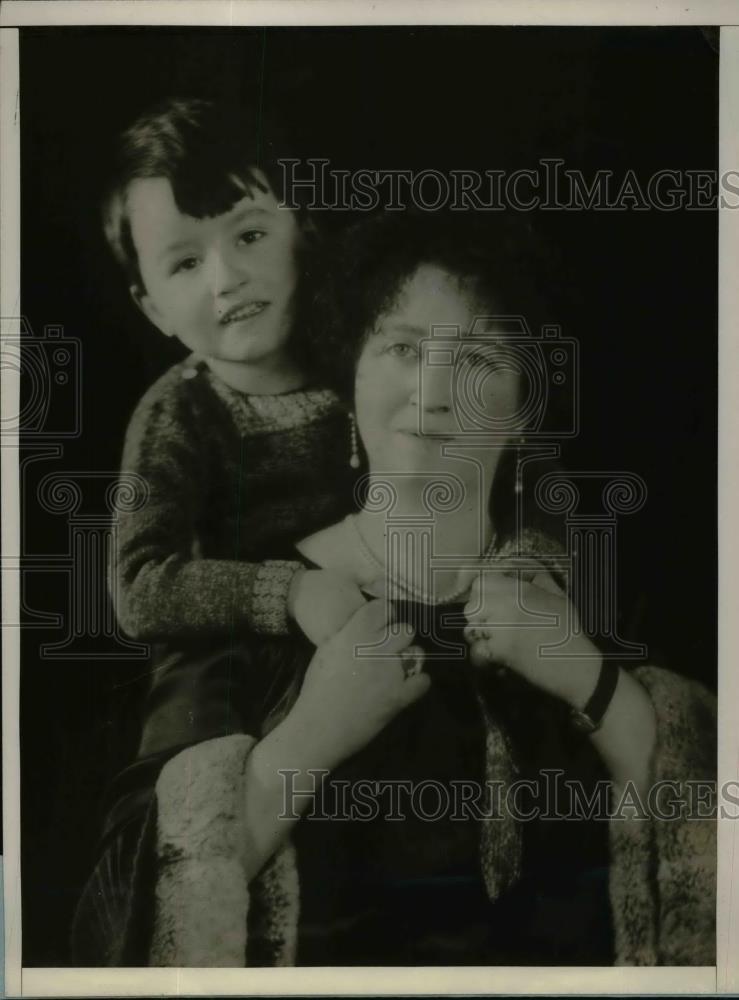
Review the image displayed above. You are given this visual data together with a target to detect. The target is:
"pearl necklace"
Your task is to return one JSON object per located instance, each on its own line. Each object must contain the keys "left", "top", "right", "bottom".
{"left": 350, "top": 514, "right": 495, "bottom": 606}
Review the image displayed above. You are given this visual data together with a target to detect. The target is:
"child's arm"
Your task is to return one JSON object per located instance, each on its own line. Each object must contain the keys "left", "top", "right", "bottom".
{"left": 112, "top": 378, "right": 304, "bottom": 641}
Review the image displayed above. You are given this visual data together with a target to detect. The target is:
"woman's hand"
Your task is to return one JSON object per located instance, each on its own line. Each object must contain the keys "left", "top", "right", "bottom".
{"left": 286, "top": 598, "right": 431, "bottom": 771}
{"left": 464, "top": 567, "right": 657, "bottom": 794}
{"left": 240, "top": 599, "right": 430, "bottom": 880}
{"left": 463, "top": 568, "right": 601, "bottom": 709}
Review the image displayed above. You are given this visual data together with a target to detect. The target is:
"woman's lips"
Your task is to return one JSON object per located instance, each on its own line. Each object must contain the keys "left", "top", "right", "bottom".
{"left": 396, "top": 428, "right": 457, "bottom": 443}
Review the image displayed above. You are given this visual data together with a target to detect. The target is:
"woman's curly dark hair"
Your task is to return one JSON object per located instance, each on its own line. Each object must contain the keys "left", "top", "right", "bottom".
{"left": 304, "top": 209, "right": 568, "bottom": 546}
{"left": 304, "top": 209, "right": 560, "bottom": 404}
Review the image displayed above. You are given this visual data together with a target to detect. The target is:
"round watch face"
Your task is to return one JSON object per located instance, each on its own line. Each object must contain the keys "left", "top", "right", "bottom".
{"left": 570, "top": 709, "right": 599, "bottom": 735}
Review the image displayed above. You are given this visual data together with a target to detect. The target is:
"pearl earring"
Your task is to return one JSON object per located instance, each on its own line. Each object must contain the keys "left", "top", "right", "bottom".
{"left": 349, "top": 412, "right": 360, "bottom": 469}
{"left": 514, "top": 436, "right": 526, "bottom": 495}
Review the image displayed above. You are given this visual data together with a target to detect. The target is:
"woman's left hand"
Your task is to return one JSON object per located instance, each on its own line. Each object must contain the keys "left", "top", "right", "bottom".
{"left": 463, "top": 568, "right": 602, "bottom": 709}
{"left": 464, "top": 566, "right": 657, "bottom": 794}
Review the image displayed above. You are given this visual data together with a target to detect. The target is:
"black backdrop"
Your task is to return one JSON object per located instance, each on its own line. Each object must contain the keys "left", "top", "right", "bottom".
{"left": 18, "top": 25, "right": 717, "bottom": 965}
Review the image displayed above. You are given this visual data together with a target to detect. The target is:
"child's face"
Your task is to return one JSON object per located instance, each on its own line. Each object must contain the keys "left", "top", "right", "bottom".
{"left": 128, "top": 174, "right": 302, "bottom": 369}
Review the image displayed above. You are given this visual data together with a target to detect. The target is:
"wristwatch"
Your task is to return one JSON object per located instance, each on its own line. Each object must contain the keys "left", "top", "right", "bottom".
{"left": 569, "top": 661, "right": 621, "bottom": 734}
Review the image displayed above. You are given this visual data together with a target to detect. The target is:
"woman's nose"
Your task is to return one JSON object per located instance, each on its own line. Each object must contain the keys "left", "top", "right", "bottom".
{"left": 410, "top": 360, "right": 453, "bottom": 413}
{"left": 206, "top": 243, "right": 249, "bottom": 299}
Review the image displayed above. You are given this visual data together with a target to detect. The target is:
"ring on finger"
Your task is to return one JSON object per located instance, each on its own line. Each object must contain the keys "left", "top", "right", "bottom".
{"left": 400, "top": 645, "right": 425, "bottom": 680}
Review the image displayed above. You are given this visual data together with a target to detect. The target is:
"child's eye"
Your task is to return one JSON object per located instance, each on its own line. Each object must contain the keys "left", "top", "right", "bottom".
{"left": 172, "top": 256, "right": 200, "bottom": 275}
{"left": 238, "top": 229, "right": 265, "bottom": 246}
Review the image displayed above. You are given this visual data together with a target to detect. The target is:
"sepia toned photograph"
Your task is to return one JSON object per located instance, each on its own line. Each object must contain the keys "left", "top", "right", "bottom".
{"left": 2, "top": 5, "right": 735, "bottom": 993}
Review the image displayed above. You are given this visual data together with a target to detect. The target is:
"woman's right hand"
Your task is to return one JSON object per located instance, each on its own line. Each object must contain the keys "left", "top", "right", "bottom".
{"left": 286, "top": 598, "right": 430, "bottom": 770}
{"left": 240, "top": 599, "right": 428, "bottom": 882}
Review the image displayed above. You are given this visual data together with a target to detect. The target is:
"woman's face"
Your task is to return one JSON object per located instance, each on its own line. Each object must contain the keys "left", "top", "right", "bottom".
{"left": 354, "top": 264, "right": 522, "bottom": 483}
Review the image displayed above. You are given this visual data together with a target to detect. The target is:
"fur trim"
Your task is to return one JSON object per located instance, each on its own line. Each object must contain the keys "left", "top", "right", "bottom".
{"left": 609, "top": 666, "right": 716, "bottom": 966}
{"left": 608, "top": 814, "right": 659, "bottom": 965}
{"left": 151, "top": 734, "right": 256, "bottom": 966}
{"left": 247, "top": 841, "right": 300, "bottom": 965}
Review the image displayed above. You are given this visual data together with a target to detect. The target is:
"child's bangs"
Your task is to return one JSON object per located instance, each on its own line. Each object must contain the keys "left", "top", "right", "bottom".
{"left": 169, "top": 159, "right": 270, "bottom": 221}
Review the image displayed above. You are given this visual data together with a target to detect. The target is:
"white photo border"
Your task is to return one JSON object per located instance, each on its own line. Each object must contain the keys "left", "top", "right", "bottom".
{"left": 2, "top": 1, "right": 738, "bottom": 996}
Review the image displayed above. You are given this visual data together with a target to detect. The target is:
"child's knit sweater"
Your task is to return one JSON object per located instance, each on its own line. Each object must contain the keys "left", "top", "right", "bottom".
{"left": 113, "top": 357, "right": 354, "bottom": 642}
{"left": 111, "top": 357, "right": 355, "bottom": 758}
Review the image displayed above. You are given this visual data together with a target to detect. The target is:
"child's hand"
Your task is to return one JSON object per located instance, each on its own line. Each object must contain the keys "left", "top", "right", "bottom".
{"left": 287, "top": 568, "right": 368, "bottom": 646}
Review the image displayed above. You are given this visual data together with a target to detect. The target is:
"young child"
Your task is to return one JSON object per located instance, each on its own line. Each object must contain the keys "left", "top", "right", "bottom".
{"left": 103, "top": 97, "right": 365, "bottom": 757}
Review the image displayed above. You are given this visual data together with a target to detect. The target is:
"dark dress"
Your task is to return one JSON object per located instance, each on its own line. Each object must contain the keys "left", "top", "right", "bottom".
{"left": 71, "top": 596, "right": 614, "bottom": 967}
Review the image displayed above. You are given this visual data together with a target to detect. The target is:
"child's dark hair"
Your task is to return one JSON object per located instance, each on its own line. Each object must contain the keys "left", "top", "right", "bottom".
{"left": 307, "top": 209, "right": 559, "bottom": 405}
{"left": 102, "top": 97, "right": 302, "bottom": 289}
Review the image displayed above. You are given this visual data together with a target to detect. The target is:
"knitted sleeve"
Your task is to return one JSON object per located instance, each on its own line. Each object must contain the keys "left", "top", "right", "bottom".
{"left": 112, "top": 370, "right": 302, "bottom": 641}
{"left": 607, "top": 665, "right": 716, "bottom": 966}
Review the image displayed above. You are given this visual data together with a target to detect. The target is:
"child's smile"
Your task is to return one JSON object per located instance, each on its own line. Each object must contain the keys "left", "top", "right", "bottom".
{"left": 218, "top": 300, "right": 270, "bottom": 325}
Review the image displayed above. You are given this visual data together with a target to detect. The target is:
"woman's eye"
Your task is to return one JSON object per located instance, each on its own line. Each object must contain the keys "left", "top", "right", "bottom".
{"left": 386, "top": 342, "right": 418, "bottom": 360}
{"left": 464, "top": 348, "right": 501, "bottom": 369}
{"left": 238, "top": 229, "right": 265, "bottom": 245}
{"left": 172, "top": 256, "right": 199, "bottom": 275}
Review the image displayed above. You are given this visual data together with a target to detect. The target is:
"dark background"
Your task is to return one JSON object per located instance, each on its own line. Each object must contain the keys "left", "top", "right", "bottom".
{"left": 18, "top": 26, "right": 718, "bottom": 965}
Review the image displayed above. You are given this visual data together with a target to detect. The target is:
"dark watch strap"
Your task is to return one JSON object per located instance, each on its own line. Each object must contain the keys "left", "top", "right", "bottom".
{"left": 570, "top": 661, "right": 621, "bottom": 734}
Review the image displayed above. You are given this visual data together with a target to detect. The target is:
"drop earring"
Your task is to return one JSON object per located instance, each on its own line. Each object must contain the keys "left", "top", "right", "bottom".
{"left": 349, "top": 412, "right": 360, "bottom": 469}
{"left": 514, "top": 436, "right": 526, "bottom": 495}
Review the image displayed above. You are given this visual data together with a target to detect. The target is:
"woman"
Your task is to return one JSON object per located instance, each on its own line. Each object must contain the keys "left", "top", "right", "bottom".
{"left": 73, "top": 212, "right": 716, "bottom": 968}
